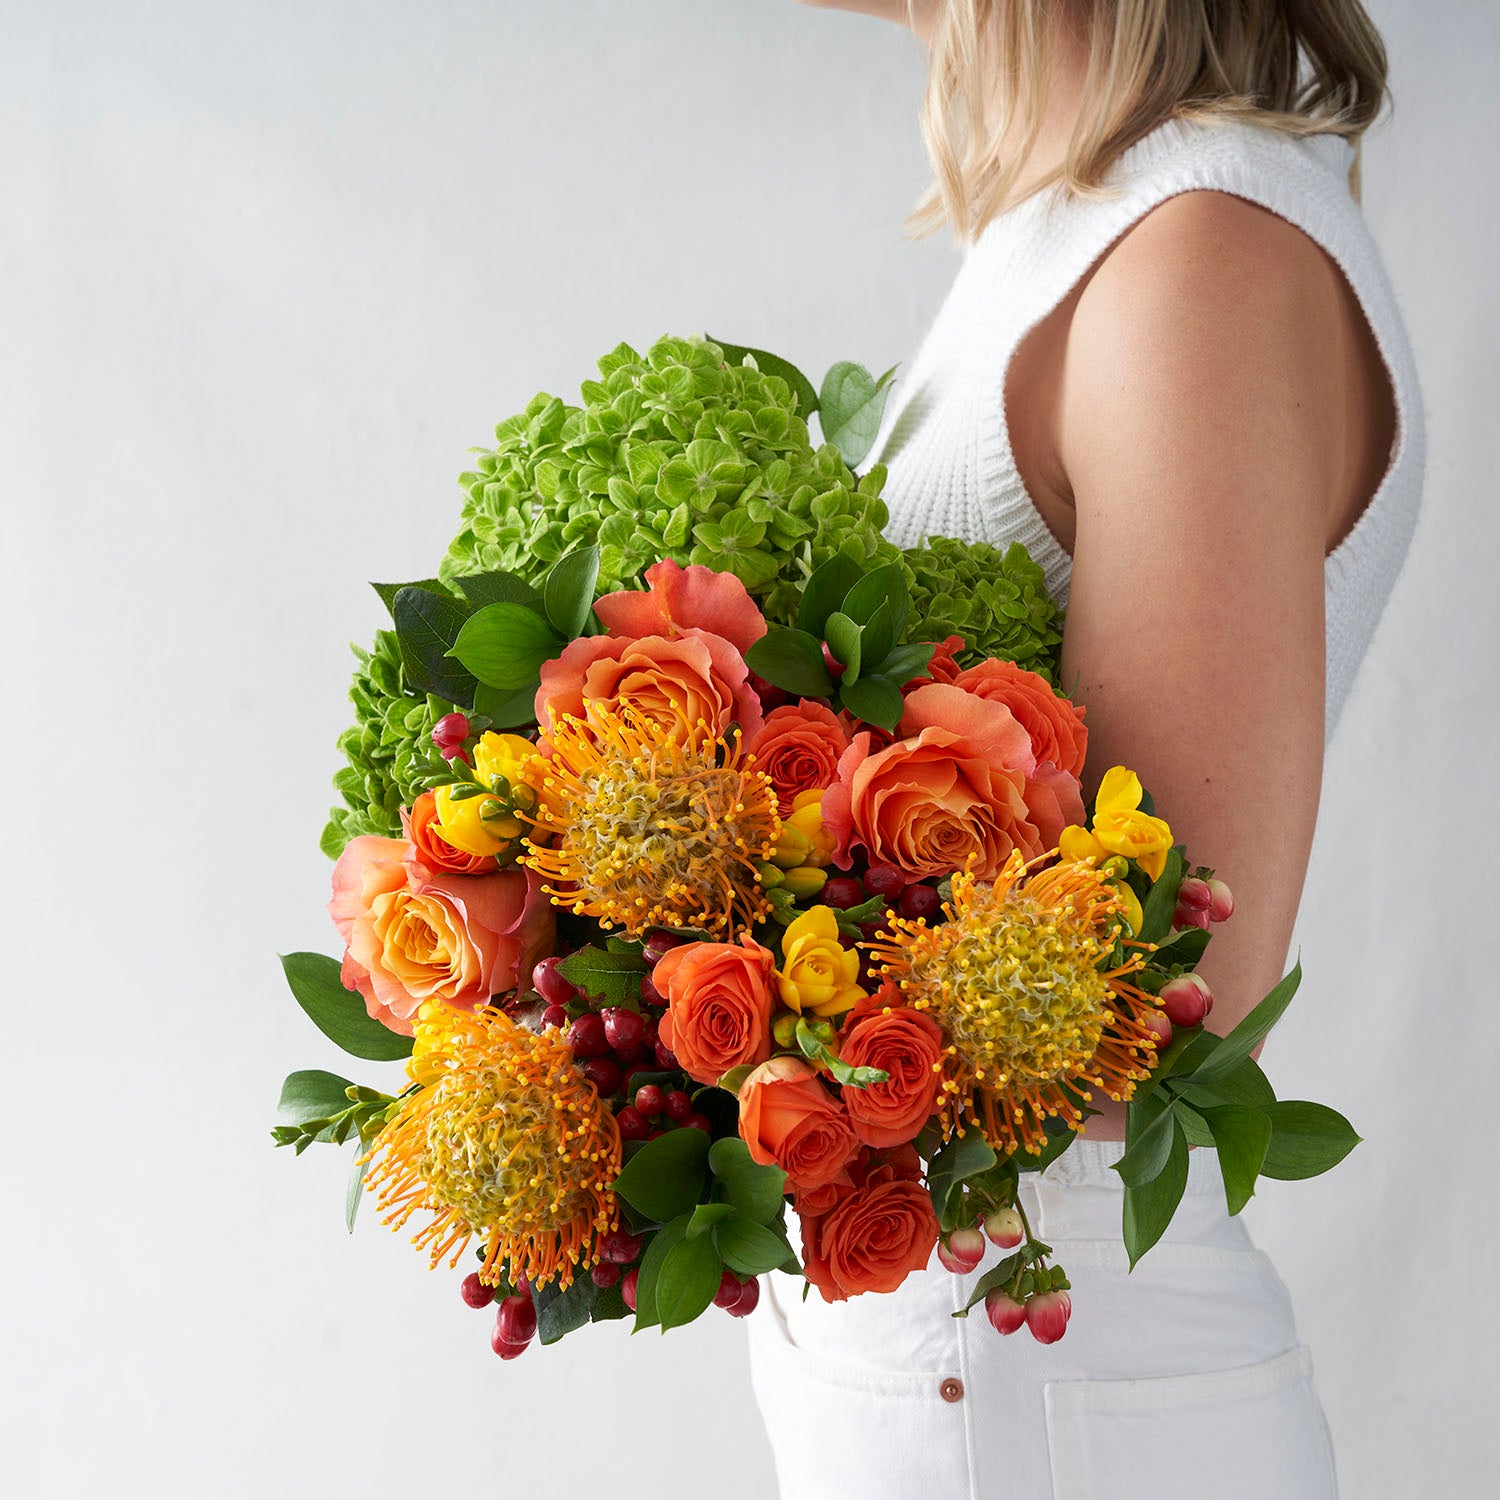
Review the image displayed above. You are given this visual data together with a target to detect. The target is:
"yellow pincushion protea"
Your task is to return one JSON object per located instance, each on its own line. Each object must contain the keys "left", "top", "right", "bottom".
{"left": 868, "top": 852, "right": 1162, "bottom": 1156}
{"left": 364, "top": 1003, "right": 621, "bottom": 1288}
{"left": 521, "top": 705, "right": 782, "bottom": 939}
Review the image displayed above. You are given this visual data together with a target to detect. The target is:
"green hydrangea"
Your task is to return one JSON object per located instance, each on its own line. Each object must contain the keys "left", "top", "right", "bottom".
{"left": 321, "top": 629, "right": 456, "bottom": 859}
{"left": 902, "top": 537, "right": 1065, "bottom": 683}
{"left": 440, "top": 335, "right": 898, "bottom": 624}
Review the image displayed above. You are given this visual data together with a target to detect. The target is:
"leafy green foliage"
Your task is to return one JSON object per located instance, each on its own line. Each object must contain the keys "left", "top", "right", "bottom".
{"left": 817, "top": 361, "right": 897, "bottom": 467}
{"left": 270, "top": 1071, "right": 398, "bottom": 1156}
{"left": 613, "top": 1128, "right": 712, "bottom": 1224}
{"left": 556, "top": 945, "right": 647, "bottom": 1007}
{"left": 279, "top": 952, "right": 414, "bottom": 1061}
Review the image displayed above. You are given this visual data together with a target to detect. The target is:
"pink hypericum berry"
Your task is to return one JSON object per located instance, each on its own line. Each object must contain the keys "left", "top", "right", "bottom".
{"left": 1140, "top": 1008, "right": 1174, "bottom": 1050}
{"left": 1025, "top": 1290, "right": 1072, "bottom": 1345}
{"left": 603, "top": 1008, "right": 646, "bottom": 1053}
{"left": 432, "top": 712, "right": 471, "bottom": 760}
{"left": 533, "top": 956, "right": 576, "bottom": 1007}
{"left": 1160, "top": 973, "right": 1213, "bottom": 1029}
{"left": 621, "top": 1269, "right": 639, "bottom": 1312}
{"left": 591, "top": 1262, "right": 621, "bottom": 1289}
{"left": 599, "top": 1229, "right": 643, "bottom": 1265}
{"left": 540, "top": 1004, "right": 569, "bottom": 1030}
{"left": 899, "top": 883, "right": 942, "bottom": 921}
{"left": 937, "top": 1227, "right": 985, "bottom": 1274}
{"left": 680, "top": 1112, "right": 713, "bottom": 1133}
{"left": 634, "top": 1084, "right": 665, "bottom": 1118}
{"left": 581, "top": 1057, "right": 622, "bottom": 1096}
{"left": 495, "top": 1295, "right": 537, "bottom": 1349}
{"left": 750, "top": 672, "right": 791, "bottom": 711}
{"left": 491, "top": 1327, "right": 528, "bottom": 1359}
{"left": 460, "top": 1272, "right": 494, "bottom": 1309}
{"left": 663, "top": 1089, "right": 693, "bottom": 1121}
{"left": 1177, "top": 877, "right": 1212, "bottom": 912}
{"left": 643, "top": 931, "right": 685, "bottom": 967}
{"left": 863, "top": 865, "right": 905, "bottom": 900}
{"left": 985, "top": 1288, "right": 1027, "bottom": 1336}
{"left": 1207, "top": 879, "right": 1235, "bottom": 923}
{"left": 654, "top": 1037, "right": 677, "bottom": 1069}
{"left": 615, "top": 1105, "right": 650, "bottom": 1141}
{"left": 984, "top": 1207, "right": 1024, "bottom": 1250}
{"left": 566, "top": 1012, "right": 609, "bottom": 1060}
{"left": 713, "top": 1270, "right": 744, "bottom": 1310}
{"left": 822, "top": 876, "right": 866, "bottom": 910}
{"left": 1174, "top": 902, "right": 1212, "bottom": 931}
{"left": 726, "top": 1277, "right": 761, "bottom": 1318}
{"left": 639, "top": 972, "right": 665, "bottom": 1006}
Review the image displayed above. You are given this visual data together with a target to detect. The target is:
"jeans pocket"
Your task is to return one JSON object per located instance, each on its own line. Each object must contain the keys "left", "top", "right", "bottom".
{"left": 1044, "top": 1345, "right": 1337, "bottom": 1500}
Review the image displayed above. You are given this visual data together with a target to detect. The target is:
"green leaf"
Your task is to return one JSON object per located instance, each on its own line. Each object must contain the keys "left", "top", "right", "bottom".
{"left": 655, "top": 1231, "right": 723, "bottom": 1331}
{"left": 534, "top": 1273, "right": 598, "bottom": 1344}
{"left": 1153, "top": 926, "right": 1212, "bottom": 969}
{"left": 1113, "top": 1096, "right": 1179, "bottom": 1187}
{"left": 818, "top": 360, "right": 896, "bottom": 467}
{"left": 373, "top": 578, "right": 449, "bottom": 616}
{"left": 449, "top": 602, "right": 562, "bottom": 691}
{"left": 632, "top": 1215, "right": 689, "bottom": 1332}
{"left": 952, "top": 1251, "right": 1027, "bottom": 1317}
{"left": 710, "top": 338, "right": 821, "bottom": 417}
{"left": 452, "top": 570, "right": 545, "bottom": 612}
{"left": 745, "top": 628, "right": 836, "bottom": 698}
{"left": 1200, "top": 1104, "right": 1272, "bottom": 1215}
{"left": 709, "top": 1138, "right": 788, "bottom": 1225}
{"left": 277, "top": 1069, "right": 355, "bottom": 1126}
{"left": 927, "top": 1131, "right": 997, "bottom": 1229}
{"left": 1259, "top": 1101, "right": 1361, "bottom": 1181}
{"left": 687, "top": 1202, "right": 736, "bottom": 1238}
{"left": 1122, "top": 1114, "right": 1189, "bottom": 1268}
{"left": 556, "top": 945, "right": 647, "bottom": 1006}
{"left": 876, "top": 641, "right": 936, "bottom": 687}
{"left": 1013, "top": 1119, "right": 1078, "bottom": 1174}
{"left": 797, "top": 553, "right": 866, "bottom": 636}
{"left": 840, "top": 674, "right": 903, "bottom": 732}
{"left": 860, "top": 598, "right": 896, "bottom": 670}
{"left": 344, "top": 1147, "right": 368, "bottom": 1232}
{"left": 1175, "top": 1055, "right": 1276, "bottom": 1112}
{"left": 1136, "top": 847, "right": 1184, "bottom": 945}
{"left": 824, "top": 611, "right": 862, "bottom": 682}
{"left": 472, "top": 680, "right": 539, "bottom": 729}
{"left": 716, "top": 1217, "right": 795, "bottom": 1277}
{"left": 841, "top": 563, "right": 908, "bottom": 638}
{"left": 392, "top": 586, "right": 476, "bottom": 706}
{"left": 1189, "top": 959, "right": 1303, "bottom": 1087}
{"left": 279, "top": 952, "right": 414, "bottom": 1061}
{"left": 541, "top": 543, "right": 601, "bottom": 639}
{"left": 612, "top": 1127, "right": 711, "bottom": 1223}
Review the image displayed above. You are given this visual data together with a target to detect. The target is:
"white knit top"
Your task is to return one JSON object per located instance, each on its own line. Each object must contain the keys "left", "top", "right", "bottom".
{"left": 874, "top": 116, "right": 1424, "bottom": 742}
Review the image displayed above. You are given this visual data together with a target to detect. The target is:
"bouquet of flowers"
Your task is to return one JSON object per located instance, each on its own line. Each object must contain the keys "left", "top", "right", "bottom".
{"left": 274, "top": 336, "right": 1358, "bottom": 1359}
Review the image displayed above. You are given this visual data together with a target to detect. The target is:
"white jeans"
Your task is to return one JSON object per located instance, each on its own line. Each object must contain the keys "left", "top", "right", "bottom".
{"left": 750, "top": 1140, "right": 1336, "bottom": 1500}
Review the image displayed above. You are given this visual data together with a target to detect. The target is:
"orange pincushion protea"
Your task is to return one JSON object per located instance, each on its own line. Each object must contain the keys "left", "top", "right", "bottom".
{"left": 364, "top": 1003, "right": 621, "bottom": 1288}
{"left": 522, "top": 705, "right": 781, "bottom": 940}
{"left": 868, "top": 852, "right": 1162, "bottom": 1156}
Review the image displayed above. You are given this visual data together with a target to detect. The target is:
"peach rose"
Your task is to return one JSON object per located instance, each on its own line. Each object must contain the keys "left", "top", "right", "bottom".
{"left": 907, "top": 633, "right": 967, "bottom": 688}
{"left": 402, "top": 791, "right": 497, "bottom": 880}
{"left": 1021, "top": 759, "right": 1087, "bottom": 853}
{"left": 822, "top": 683, "right": 1047, "bottom": 880}
{"left": 654, "top": 939, "right": 776, "bottom": 1087}
{"left": 534, "top": 629, "right": 763, "bottom": 746}
{"left": 594, "top": 558, "right": 767, "bottom": 655}
{"left": 798, "top": 1146, "right": 939, "bottom": 1302}
{"left": 838, "top": 989, "right": 946, "bottom": 1149}
{"left": 737, "top": 1056, "right": 859, "bottom": 1192}
{"left": 745, "top": 701, "right": 850, "bottom": 815}
{"left": 951, "top": 659, "right": 1088, "bottom": 779}
{"left": 328, "top": 835, "right": 555, "bottom": 1035}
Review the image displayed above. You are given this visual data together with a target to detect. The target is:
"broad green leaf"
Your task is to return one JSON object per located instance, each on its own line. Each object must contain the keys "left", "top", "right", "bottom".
{"left": 612, "top": 1127, "right": 711, "bottom": 1224}
{"left": 716, "top": 1217, "right": 795, "bottom": 1277}
{"left": 556, "top": 945, "right": 647, "bottom": 1007}
{"left": 818, "top": 361, "right": 896, "bottom": 467}
{"left": 745, "top": 628, "right": 836, "bottom": 698}
{"left": 449, "top": 602, "right": 562, "bottom": 691}
{"left": 1153, "top": 926, "right": 1212, "bottom": 969}
{"left": 655, "top": 1231, "right": 723, "bottom": 1331}
{"left": 1113, "top": 1096, "right": 1179, "bottom": 1187}
{"left": 709, "top": 1138, "right": 788, "bottom": 1225}
{"left": 372, "top": 578, "right": 449, "bottom": 616}
{"left": 797, "top": 553, "right": 866, "bottom": 636}
{"left": 709, "top": 338, "right": 820, "bottom": 417}
{"left": 860, "top": 597, "right": 896, "bottom": 670}
{"left": 452, "top": 570, "right": 544, "bottom": 612}
{"left": 1122, "top": 1115, "right": 1189, "bottom": 1268}
{"left": 280, "top": 952, "right": 414, "bottom": 1061}
{"left": 840, "top": 673, "right": 903, "bottom": 732}
{"left": 472, "top": 680, "right": 539, "bottom": 729}
{"left": 277, "top": 1069, "right": 355, "bottom": 1126}
{"left": 841, "top": 563, "right": 907, "bottom": 636}
{"left": 1200, "top": 1104, "right": 1272, "bottom": 1215}
{"left": 392, "top": 586, "right": 476, "bottom": 706}
{"left": 1175, "top": 1055, "right": 1276, "bottom": 1112}
{"left": 687, "top": 1202, "right": 736, "bottom": 1238}
{"left": 534, "top": 1273, "right": 598, "bottom": 1344}
{"left": 824, "top": 611, "right": 862, "bottom": 682}
{"left": 1189, "top": 959, "right": 1302, "bottom": 1087}
{"left": 631, "top": 1215, "right": 689, "bottom": 1332}
{"left": 1259, "top": 1101, "right": 1361, "bottom": 1181}
{"left": 1136, "top": 847, "right": 1184, "bottom": 945}
{"left": 927, "top": 1131, "right": 997, "bottom": 1228}
{"left": 876, "top": 640, "right": 935, "bottom": 687}
{"left": 542, "top": 543, "right": 601, "bottom": 640}
{"left": 344, "top": 1147, "right": 368, "bottom": 1232}
{"left": 952, "top": 1251, "right": 1027, "bottom": 1317}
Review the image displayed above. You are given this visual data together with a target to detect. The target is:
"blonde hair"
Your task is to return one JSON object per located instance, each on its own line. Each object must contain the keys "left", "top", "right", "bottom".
{"left": 913, "top": 0, "right": 1389, "bottom": 238}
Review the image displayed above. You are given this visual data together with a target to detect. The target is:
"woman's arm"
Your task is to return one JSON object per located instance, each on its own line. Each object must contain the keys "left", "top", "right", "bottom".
{"left": 1055, "top": 193, "right": 1353, "bottom": 1140}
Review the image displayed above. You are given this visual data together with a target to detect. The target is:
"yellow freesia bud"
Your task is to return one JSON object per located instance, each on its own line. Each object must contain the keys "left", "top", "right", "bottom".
{"left": 784, "top": 792, "right": 837, "bottom": 868}
{"left": 771, "top": 823, "right": 815, "bottom": 870}
{"left": 473, "top": 732, "right": 545, "bottom": 798}
{"left": 775, "top": 905, "right": 865, "bottom": 1018}
{"left": 432, "top": 733, "right": 544, "bottom": 858}
{"left": 432, "top": 784, "right": 516, "bottom": 857}
{"left": 780, "top": 866, "right": 829, "bottom": 899}
{"left": 1091, "top": 766, "right": 1174, "bottom": 880}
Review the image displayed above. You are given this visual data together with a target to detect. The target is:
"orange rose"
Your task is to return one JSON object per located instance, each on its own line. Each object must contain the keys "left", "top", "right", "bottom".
{"left": 402, "top": 791, "right": 497, "bottom": 879}
{"left": 593, "top": 558, "right": 767, "bottom": 655}
{"left": 737, "top": 1056, "right": 859, "bottom": 1192}
{"left": 328, "top": 836, "right": 554, "bottom": 1035}
{"left": 534, "top": 630, "right": 763, "bottom": 746}
{"left": 838, "top": 988, "right": 945, "bottom": 1148}
{"left": 822, "top": 683, "right": 1045, "bottom": 880}
{"left": 907, "top": 632, "right": 967, "bottom": 687}
{"left": 745, "top": 702, "right": 850, "bottom": 815}
{"left": 798, "top": 1146, "right": 939, "bottom": 1302}
{"left": 654, "top": 939, "right": 776, "bottom": 1087}
{"left": 951, "top": 659, "right": 1088, "bottom": 779}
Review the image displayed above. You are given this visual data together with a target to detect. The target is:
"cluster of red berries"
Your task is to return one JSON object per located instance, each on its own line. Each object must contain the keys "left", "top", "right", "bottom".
{"left": 1144, "top": 874, "right": 1236, "bottom": 1041}
{"left": 1174, "top": 874, "right": 1235, "bottom": 931}
{"left": 431, "top": 711, "right": 473, "bottom": 764}
{"left": 934, "top": 1208, "right": 1072, "bottom": 1344}
{"left": 460, "top": 1272, "right": 540, "bottom": 1360}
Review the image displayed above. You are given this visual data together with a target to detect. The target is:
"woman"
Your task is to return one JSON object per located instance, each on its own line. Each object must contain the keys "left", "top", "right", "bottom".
{"left": 754, "top": 2, "right": 1421, "bottom": 1496}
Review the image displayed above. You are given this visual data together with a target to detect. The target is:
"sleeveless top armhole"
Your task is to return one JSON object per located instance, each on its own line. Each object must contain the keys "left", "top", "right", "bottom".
{"left": 873, "top": 115, "right": 1426, "bottom": 744}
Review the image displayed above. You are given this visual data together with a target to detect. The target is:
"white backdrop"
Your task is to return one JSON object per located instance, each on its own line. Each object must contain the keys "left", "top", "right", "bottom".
{"left": 2, "top": 2, "right": 1495, "bottom": 1496}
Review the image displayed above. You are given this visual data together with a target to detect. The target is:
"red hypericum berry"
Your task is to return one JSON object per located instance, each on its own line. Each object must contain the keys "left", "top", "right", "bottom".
{"left": 643, "top": 931, "right": 685, "bottom": 967}
{"left": 1140, "top": 1007, "right": 1174, "bottom": 1050}
{"left": 713, "top": 1270, "right": 744, "bottom": 1309}
{"left": 1207, "top": 878, "right": 1235, "bottom": 923}
{"left": 616, "top": 1105, "right": 650, "bottom": 1141}
{"left": 821, "top": 642, "right": 846, "bottom": 678}
{"left": 750, "top": 672, "right": 791, "bottom": 711}
{"left": 985, "top": 1288, "right": 1027, "bottom": 1335}
{"left": 726, "top": 1277, "right": 761, "bottom": 1317}
{"left": 591, "top": 1262, "right": 622, "bottom": 1289}
{"left": 639, "top": 973, "right": 664, "bottom": 1006}
{"left": 859, "top": 919, "right": 890, "bottom": 945}
{"left": 432, "top": 712, "right": 471, "bottom": 759}
{"left": 1174, "top": 902, "right": 1212, "bottom": 931}
{"left": 532, "top": 956, "right": 577, "bottom": 1007}
{"left": 898, "top": 883, "right": 942, "bottom": 921}
{"left": 864, "top": 865, "right": 905, "bottom": 900}
{"left": 663, "top": 1089, "right": 693, "bottom": 1121}
{"left": 621, "top": 1268, "right": 639, "bottom": 1312}
{"left": 604, "top": 1008, "right": 646, "bottom": 1053}
{"left": 582, "top": 1057, "right": 622, "bottom": 1096}
{"left": 822, "top": 876, "right": 866, "bottom": 910}
{"left": 1176, "top": 876, "right": 1212, "bottom": 913}
{"left": 983, "top": 1207, "right": 1024, "bottom": 1250}
{"left": 622, "top": 1065, "right": 656, "bottom": 1100}
{"left": 680, "top": 1111, "right": 712, "bottom": 1133}
{"left": 495, "top": 1294, "right": 538, "bottom": 1348}
{"left": 491, "top": 1327, "right": 528, "bottom": 1359}
{"left": 540, "top": 1004, "right": 569, "bottom": 1030}
{"left": 1025, "top": 1289, "right": 1072, "bottom": 1345}
{"left": 937, "top": 1227, "right": 985, "bottom": 1274}
{"left": 566, "top": 1012, "right": 609, "bottom": 1060}
{"left": 654, "top": 1038, "right": 678, "bottom": 1069}
{"left": 600, "top": 1229, "right": 643, "bottom": 1264}
{"left": 1160, "top": 973, "right": 1212, "bottom": 1029}
{"left": 513, "top": 1274, "right": 533, "bottom": 1300}
{"left": 634, "top": 1084, "right": 665, "bottom": 1118}
{"left": 460, "top": 1272, "right": 494, "bottom": 1309}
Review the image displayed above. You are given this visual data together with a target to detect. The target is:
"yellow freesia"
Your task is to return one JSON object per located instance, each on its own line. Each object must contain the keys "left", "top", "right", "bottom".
{"left": 432, "top": 732, "right": 543, "bottom": 858}
{"left": 1091, "top": 766, "right": 1174, "bottom": 881}
{"left": 775, "top": 905, "right": 865, "bottom": 1018}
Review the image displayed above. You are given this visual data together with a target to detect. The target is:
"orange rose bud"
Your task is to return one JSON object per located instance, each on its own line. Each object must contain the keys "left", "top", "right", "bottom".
{"left": 737, "top": 1057, "right": 859, "bottom": 1193}
{"left": 837, "top": 989, "right": 945, "bottom": 1149}
{"left": 403, "top": 791, "right": 496, "bottom": 879}
{"left": 654, "top": 940, "right": 777, "bottom": 1088}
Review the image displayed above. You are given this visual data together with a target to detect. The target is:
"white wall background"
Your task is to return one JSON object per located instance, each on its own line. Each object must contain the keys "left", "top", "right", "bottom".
{"left": 2, "top": 2, "right": 1493, "bottom": 1495}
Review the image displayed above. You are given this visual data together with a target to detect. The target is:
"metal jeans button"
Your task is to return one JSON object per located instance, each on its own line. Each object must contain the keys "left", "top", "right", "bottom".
{"left": 940, "top": 1377, "right": 964, "bottom": 1403}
